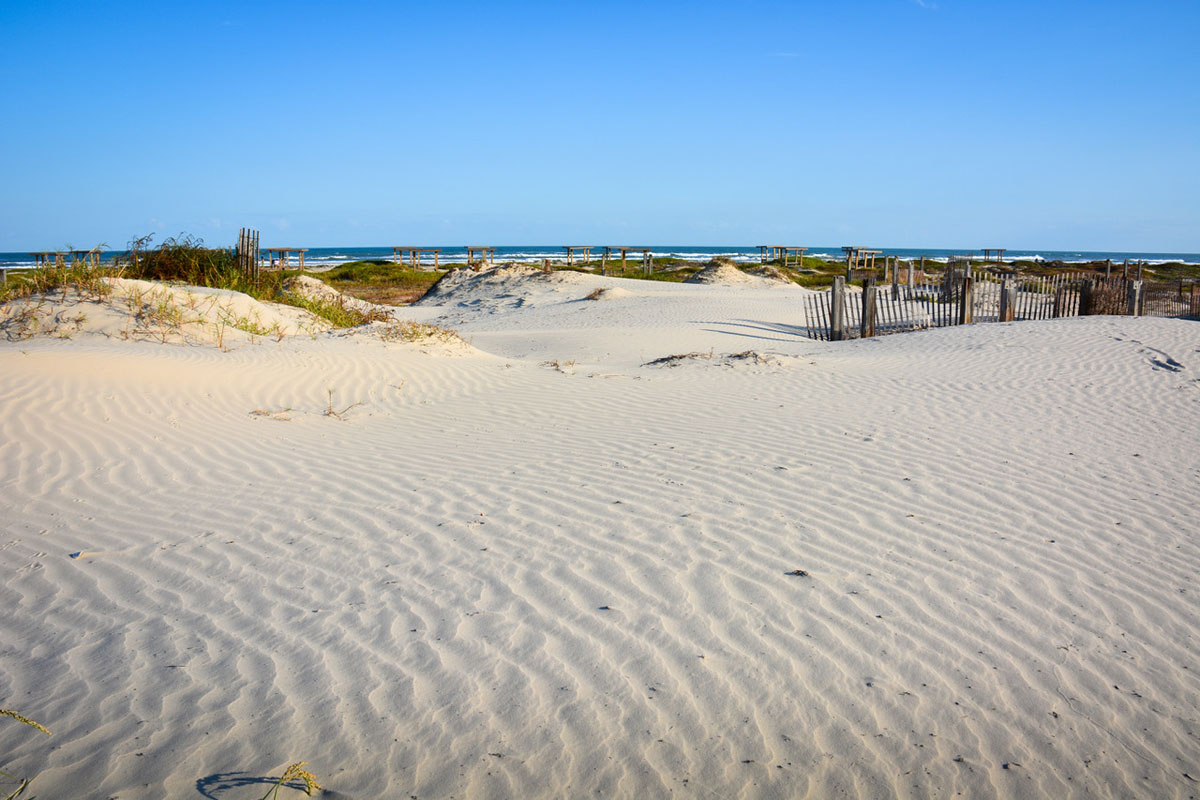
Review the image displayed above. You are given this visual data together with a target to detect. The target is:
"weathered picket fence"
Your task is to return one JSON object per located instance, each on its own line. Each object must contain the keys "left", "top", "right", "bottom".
{"left": 236, "top": 228, "right": 261, "bottom": 281}
{"left": 803, "top": 276, "right": 933, "bottom": 340}
{"left": 805, "top": 269, "right": 1199, "bottom": 341}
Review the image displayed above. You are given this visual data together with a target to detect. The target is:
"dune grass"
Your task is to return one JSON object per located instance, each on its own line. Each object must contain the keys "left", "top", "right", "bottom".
{"left": 1, "top": 236, "right": 390, "bottom": 330}
{"left": 314, "top": 260, "right": 445, "bottom": 305}
{"left": 377, "top": 319, "right": 465, "bottom": 344}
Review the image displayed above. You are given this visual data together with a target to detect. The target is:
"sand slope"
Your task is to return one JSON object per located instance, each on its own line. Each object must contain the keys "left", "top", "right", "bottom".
{"left": 1, "top": 271, "right": 1198, "bottom": 798}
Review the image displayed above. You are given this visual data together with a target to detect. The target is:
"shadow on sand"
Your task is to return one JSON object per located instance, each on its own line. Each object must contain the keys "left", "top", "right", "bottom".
{"left": 693, "top": 318, "right": 809, "bottom": 342}
{"left": 196, "top": 772, "right": 297, "bottom": 799}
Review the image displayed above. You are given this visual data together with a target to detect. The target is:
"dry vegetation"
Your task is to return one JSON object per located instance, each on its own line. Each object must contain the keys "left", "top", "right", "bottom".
{"left": 377, "top": 319, "right": 464, "bottom": 345}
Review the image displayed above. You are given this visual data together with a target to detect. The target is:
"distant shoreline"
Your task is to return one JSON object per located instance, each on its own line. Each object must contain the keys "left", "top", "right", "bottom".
{"left": 3, "top": 245, "right": 1198, "bottom": 270}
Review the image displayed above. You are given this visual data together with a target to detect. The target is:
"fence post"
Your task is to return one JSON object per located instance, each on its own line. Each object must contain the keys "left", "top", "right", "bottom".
{"left": 861, "top": 276, "right": 877, "bottom": 338}
{"left": 999, "top": 279, "right": 1016, "bottom": 322}
{"left": 830, "top": 276, "right": 846, "bottom": 341}
{"left": 891, "top": 259, "right": 900, "bottom": 299}
{"left": 1079, "top": 279, "right": 1095, "bottom": 316}
{"left": 845, "top": 251, "right": 853, "bottom": 281}
{"left": 543, "top": 258, "right": 551, "bottom": 273}
{"left": 1191, "top": 284, "right": 1199, "bottom": 316}
{"left": 1127, "top": 280, "right": 1143, "bottom": 316}
{"left": 0, "top": 268, "right": 6, "bottom": 285}
{"left": 942, "top": 265, "right": 956, "bottom": 302}
{"left": 958, "top": 275, "right": 974, "bottom": 324}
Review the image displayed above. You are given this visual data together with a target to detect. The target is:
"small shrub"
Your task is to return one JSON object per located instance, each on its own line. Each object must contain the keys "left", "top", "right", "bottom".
{"left": 288, "top": 295, "right": 391, "bottom": 328}
{"left": 1, "top": 254, "right": 120, "bottom": 304}
{"left": 377, "top": 320, "right": 464, "bottom": 344}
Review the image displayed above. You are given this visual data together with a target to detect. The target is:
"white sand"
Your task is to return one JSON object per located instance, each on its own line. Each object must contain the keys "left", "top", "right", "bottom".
{"left": 2, "top": 268, "right": 1199, "bottom": 798}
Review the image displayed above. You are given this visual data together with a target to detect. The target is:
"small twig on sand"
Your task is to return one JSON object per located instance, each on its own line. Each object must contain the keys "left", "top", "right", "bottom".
{"left": 324, "top": 388, "right": 362, "bottom": 420}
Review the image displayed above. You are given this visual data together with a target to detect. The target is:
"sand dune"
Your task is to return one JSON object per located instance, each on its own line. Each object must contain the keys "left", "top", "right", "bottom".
{"left": 1, "top": 269, "right": 1198, "bottom": 798}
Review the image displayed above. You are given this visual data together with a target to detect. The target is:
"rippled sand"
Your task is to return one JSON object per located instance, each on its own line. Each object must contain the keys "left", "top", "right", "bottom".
{"left": 2, "top": 270, "right": 1198, "bottom": 798}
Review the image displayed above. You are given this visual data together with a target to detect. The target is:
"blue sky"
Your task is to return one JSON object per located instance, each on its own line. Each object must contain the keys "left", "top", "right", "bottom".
{"left": 1, "top": 0, "right": 1197, "bottom": 252}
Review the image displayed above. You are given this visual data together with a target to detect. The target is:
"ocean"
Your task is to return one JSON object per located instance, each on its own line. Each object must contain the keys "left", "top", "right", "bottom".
{"left": 1, "top": 245, "right": 1197, "bottom": 271}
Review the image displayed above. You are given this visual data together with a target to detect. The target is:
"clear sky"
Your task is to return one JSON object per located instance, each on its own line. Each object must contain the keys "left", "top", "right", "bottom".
{"left": 1, "top": 0, "right": 1197, "bottom": 252}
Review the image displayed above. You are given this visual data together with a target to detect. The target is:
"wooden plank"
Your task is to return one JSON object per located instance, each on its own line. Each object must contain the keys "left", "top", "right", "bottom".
{"left": 999, "top": 279, "right": 1014, "bottom": 322}
{"left": 830, "top": 276, "right": 846, "bottom": 341}
{"left": 1079, "top": 279, "right": 1095, "bottom": 316}
{"left": 1127, "top": 280, "right": 1143, "bottom": 316}
{"left": 958, "top": 276, "right": 973, "bottom": 324}
{"left": 861, "top": 278, "right": 877, "bottom": 338}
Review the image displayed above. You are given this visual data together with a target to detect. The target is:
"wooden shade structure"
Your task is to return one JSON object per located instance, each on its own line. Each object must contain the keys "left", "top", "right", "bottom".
{"left": 465, "top": 246, "right": 496, "bottom": 267}
{"left": 30, "top": 249, "right": 102, "bottom": 268}
{"left": 563, "top": 246, "right": 593, "bottom": 267}
{"left": 392, "top": 247, "right": 442, "bottom": 269}
{"left": 261, "top": 248, "right": 308, "bottom": 270}
{"left": 758, "top": 246, "right": 807, "bottom": 266}
{"left": 842, "top": 246, "right": 882, "bottom": 278}
{"left": 602, "top": 246, "right": 653, "bottom": 273}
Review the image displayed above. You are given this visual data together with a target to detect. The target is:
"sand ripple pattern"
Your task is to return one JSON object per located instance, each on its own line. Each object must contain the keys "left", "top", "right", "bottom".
{"left": 1, "top": 315, "right": 1199, "bottom": 798}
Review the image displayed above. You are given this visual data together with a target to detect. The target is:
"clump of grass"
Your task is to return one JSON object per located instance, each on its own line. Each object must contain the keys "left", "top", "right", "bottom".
{"left": 540, "top": 359, "right": 576, "bottom": 373}
{"left": 122, "top": 234, "right": 380, "bottom": 330}
{"left": 1, "top": 251, "right": 120, "bottom": 304}
{"left": 287, "top": 294, "right": 391, "bottom": 328}
{"left": 377, "top": 320, "right": 464, "bottom": 344}
{"left": 2, "top": 234, "right": 403, "bottom": 339}
{"left": 1, "top": 298, "right": 51, "bottom": 341}
{"left": 126, "top": 233, "right": 265, "bottom": 295}
{"left": 223, "top": 311, "right": 287, "bottom": 340}
{"left": 642, "top": 349, "right": 775, "bottom": 368}
{"left": 316, "top": 260, "right": 446, "bottom": 305}
{"left": 1, "top": 295, "right": 97, "bottom": 342}
{"left": 258, "top": 761, "right": 322, "bottom": 799}
{"left": 643, "top": 350, "right": 715, "bottom": 367}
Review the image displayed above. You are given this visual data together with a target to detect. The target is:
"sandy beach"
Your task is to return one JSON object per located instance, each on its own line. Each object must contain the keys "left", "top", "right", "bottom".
{"left": 2, "top": 267, "right": 1199, "bottom": 798}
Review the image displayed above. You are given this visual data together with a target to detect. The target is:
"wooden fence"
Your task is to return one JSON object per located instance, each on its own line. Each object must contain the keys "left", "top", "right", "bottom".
{"left": 804, "top": 269, "right": 1199, "bottom": 341}
{"left": 237, "top": 228, "right": 261, "bottom": 282}
{"left": 803, "top": 277, "right": 933, "bottom": 340}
